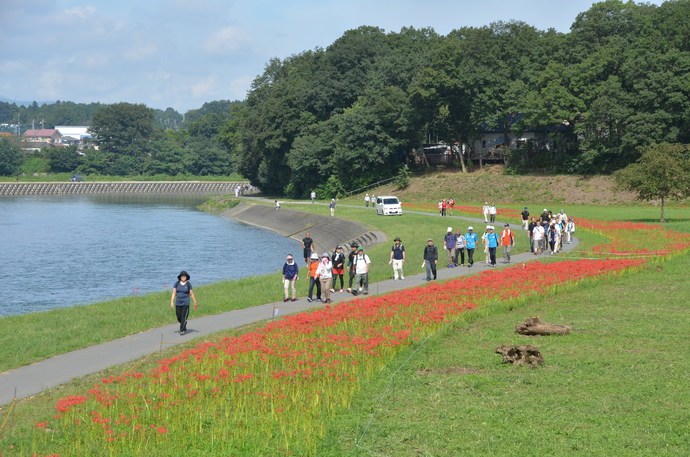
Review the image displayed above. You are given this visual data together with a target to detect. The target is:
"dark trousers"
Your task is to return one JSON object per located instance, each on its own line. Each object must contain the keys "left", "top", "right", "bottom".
{"left": 454, "top": 248, "right": 465, "bottom": 265}
{"left": 175, "top": 305, "right": 189, "bottom": 332}
{"left": 466, "top": 248, "right": 475, "bottom": 266}
{"left": 308, "top": 276, "right": 321, "bottom": 299}
{"left": 348, "top": 269, "right": 356, "bottom": 288}
{"left": 489, "top": 247, "right": 497, "bottom": 265}
{"left": 333, "top": 273, "right": 344, "bottom": 289}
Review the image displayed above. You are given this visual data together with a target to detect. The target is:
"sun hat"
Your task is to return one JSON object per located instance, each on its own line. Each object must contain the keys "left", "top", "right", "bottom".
{"left": 177, "top": 271, "right": 190, "bottom": 280}
{"left": 321, "top": 252, "right": 330, "bottom": 258}
{"left": 447, "top": 226, "right": 453, "bottom": 232}
{"left": 504, "top": 223, "right": 510, "bottom": 226}
{"left": 394, "top": 237, "right": 401, "bottom": 241}
{"left": 357, "top": 247, "right": 364, "bottom": 251}
{"left": 310, "top": 253, "right": 318, "bottom": 259}
{"left": 468, "top": 226, "right": 473, "bottom": 230}
{"left": 427, "top": 238, "right": 433, "bottom": 242}
{"left": 336, "top": 245, "right": 342, "bottom": 249}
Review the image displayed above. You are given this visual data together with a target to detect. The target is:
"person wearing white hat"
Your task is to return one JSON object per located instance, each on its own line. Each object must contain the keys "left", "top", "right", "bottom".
{"left": 482, "top": 225, "right": 492, "bottom": 264}
{"left": 443, "top": 226, "right": 457, "bottom": 268}
{"left": 316, "top": 253, "right": 333, "bottom": 303}
{"left": 464, "top": 227, "right": 478, "bottom": 267}
{"left": 307, "top": 253, "right": 321, "bottom": 302}
{"left": 482, "top": 202, "right": 490, "bottom": 223}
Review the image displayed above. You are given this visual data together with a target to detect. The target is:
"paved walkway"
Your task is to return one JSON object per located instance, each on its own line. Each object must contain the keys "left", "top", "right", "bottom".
{"left": 0, "top": 205, "right": 578, "bottom": 406}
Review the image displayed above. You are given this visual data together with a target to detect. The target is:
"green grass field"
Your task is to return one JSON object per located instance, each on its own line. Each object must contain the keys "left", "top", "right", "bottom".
{"left": 1, "top": 191, "right": 688, "bottom": 456}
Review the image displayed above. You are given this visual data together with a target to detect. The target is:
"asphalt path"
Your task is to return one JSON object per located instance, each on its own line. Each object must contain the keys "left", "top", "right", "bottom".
{"left": 0, "top": 202, "right": 578, "bottom": 406}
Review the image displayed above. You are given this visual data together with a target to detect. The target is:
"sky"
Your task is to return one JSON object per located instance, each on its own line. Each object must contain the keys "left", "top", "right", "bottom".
{"left": 0, "top": 0, "right": 667, "bottom": 113}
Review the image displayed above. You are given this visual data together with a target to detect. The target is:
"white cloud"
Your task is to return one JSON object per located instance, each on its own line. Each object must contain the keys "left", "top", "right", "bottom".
{"left": 36, "top": 70, "right": 64, "bottom": 98}
{"left": 191, "top": 75, "right": 219, "bottom": 98}
{"left": 203, "top": 26, "right": 256, "bottom": 55}
{"left": 57, "top": 6, "right": 97, "bottom": 24}
{"left": 228, "top": 75, "right": 254, "bottom": 100}
{"left": 124, "top": 44, "right": 159, "bottom": 62}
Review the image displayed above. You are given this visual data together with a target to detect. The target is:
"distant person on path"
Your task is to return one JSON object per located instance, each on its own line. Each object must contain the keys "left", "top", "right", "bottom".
{"left": 454, "top": 228, "right": 466, "bottom": 267}
{"left": 528, "top": 217, "right": 538, "bottom": 253}
{"left": 482, "top": 202, "right": 490, "bottom": 223}
{"left": 540, "top": 208, "right": 550, "bottom": 223}
{"left": 170, "top": 271, "right": 198, "bottom": 336}
{"left": 486, "top": 226, "right": 500, "bottom": 267}
{"left": 274, "top": 200, "right": 280, "bottom": 210}
{"left": 302, "top": 232, "right": 315, "bottom": 265}
{"left": 448, "top": 198, "right": 455, "bottom": 216}
{"left": 532, "top": 221, "right": 546, "bottom": 255}
{"left": 389, "top": 237, "right": 406, "bottom": 280}
{"left": 557, "top": 209, "right": 568, "bottom": 224}
{"left": 329, "top": 199, "right": 336, "bottom": 216}
{"left": 548, "top": 224, "right": 560, "bottom": 255}
{"left": 307, "top": 253, "right": 322, "bottom": 302}
{"left": 364, "top": 194, "right": 370, "bottom": 207}
{"left": 521, "top": 207, "right": 530, "bottom": 230}
{"left": 331, "top": 246, "right": 346, "bottom": 292}
{"left": 481, "top": 226, "right": 491, "bottom": 264}
{"left": 489, "top": 203, "right": 497, "bottom": 223}
{"left": 423, "top": 238, "right": 438, "bottom": 280}
{"left": 565, "top": 218, "right": 576, "bottom": 244}
{"left": 371, "top": 194, "right": 376, "bottom": 207}
{"left": 316, "top": 253, "right": 333, "bottom": 303}
{"left": 464, "top": 226, "right": 478, "bottom": 267}
{"left": 311, "top": 190, "right": 316, "bottom": 204}
{"left": 281, "top": 254, "right": 299, "bottom": 302}
{"left": 353, "top": 247, "right": 371, "bottom": 294}
{"left": 441, "top": 199, "right": 447, "bottom": 216}
{"left": 443, "top": 226, "right": 456, "bottom": 267}
{"left": 500, "top": 223, "right": 515, "bottom": 263}
{"left": 347, "top": 243, "right": 359, "bottom": 292}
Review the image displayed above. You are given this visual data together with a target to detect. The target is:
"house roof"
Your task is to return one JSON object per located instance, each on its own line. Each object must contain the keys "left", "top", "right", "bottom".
{"left": 23, "top": 129, "right": 61, "bottom": 137}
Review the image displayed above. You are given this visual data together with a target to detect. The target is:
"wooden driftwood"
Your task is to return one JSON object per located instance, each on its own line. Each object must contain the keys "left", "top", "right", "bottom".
{"left": 515, "top": 316, "right": 571, "bottom": 336}
{"left": 495, "top": 345, "right": 544, "bottom": 367}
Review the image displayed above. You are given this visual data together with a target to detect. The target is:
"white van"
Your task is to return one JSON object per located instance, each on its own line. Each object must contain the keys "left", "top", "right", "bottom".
{"left": 375, "top": 195, "right": 403, "bottom": 216}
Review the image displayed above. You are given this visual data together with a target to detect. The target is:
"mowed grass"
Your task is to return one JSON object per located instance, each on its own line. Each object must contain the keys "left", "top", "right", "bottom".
{"left": 315, "top": 220, "right": 690, "bottom": 456}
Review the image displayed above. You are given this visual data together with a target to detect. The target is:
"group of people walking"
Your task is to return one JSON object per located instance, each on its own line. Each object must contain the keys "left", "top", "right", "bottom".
{"left": 523, "top": 208, "right": 576, "bottom": 256}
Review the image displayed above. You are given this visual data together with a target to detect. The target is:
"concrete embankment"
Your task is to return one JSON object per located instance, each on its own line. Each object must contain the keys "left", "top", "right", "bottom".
{"left": 222, "top": 202, "right": 386, "bottom": 253}
{"left": 0, "top": 181, "right": 250, "bottom": 197}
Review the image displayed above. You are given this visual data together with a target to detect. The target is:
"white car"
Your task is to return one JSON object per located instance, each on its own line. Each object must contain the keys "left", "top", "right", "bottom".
{"left": 375, "top": 195, "right": 403, "bottom": 216}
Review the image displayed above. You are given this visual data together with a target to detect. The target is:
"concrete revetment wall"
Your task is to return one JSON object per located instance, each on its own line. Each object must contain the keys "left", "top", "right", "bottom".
{"left": 0, "top": 181, "right": 250, "bottom": 197}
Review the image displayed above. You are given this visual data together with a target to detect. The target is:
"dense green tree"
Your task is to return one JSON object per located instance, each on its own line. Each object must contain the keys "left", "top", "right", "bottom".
{"left": 0, "top": 137, "right": 22, "bottom": 176}
{"left": 47, "top": 145, "right": 82, "bottom": 172}
{"left": 614, "top": 143, "right": 690, "bottom": 222}
{"left": 89, "top": 103, "right": 154, "bottom": 161}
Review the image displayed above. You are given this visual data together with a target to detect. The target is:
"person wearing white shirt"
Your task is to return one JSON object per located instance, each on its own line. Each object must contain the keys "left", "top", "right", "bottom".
{"left": 482, "top": 202, "right": 490, "bottom": 223}
{"left": 315, "top": 253, "right": 333, "bottom": 303}
{"left": 353, "top": 247, "right": 371, "bottom": 294}
{"left": 489, "top": 203, "right": 497, "bottom": 223}
{"left": 532, "top": 223, "right": 545, "bottom": 255}
{"left": 565, "top": 218, "right": 576, "bottom": 244}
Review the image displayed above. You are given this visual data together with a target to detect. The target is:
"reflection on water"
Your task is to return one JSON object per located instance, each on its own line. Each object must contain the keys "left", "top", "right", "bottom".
{"left": 0, "top": 195, "right": 296, "bottom": 317}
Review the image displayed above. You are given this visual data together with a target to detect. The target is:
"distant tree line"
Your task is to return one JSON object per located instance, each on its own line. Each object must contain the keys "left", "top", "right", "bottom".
{"left": 219, "top": 0, "right": 690, "bottom": 196}
{"left": 3, "top": 0, "right": 689, "bottom": 192}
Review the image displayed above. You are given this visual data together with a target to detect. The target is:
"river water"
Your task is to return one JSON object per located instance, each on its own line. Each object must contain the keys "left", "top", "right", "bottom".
{"left": 0, "top": 195, "right": 296, "bottom": 317}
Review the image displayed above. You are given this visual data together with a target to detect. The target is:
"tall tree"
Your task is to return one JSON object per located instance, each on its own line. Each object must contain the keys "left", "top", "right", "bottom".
{"left": 614, "top": 143, "right": 690, "bottom": 222}
{"left": 0, "top": 137, "right": 22, "bottom": 176}
{"left": 89, "top": 103, "right": 154, "bottom": 160}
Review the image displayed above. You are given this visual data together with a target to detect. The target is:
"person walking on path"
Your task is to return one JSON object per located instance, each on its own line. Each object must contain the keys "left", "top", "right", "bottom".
{"left": 500, "top": 223, "right": 515, "bottom": 263}
{"left": 364, "top": 193, "right": 370, "bottom": 207}
{"left": 532, "top": 220, "right": 546, "bottom": 255}
{"left": 346, "top": 243, "right": 358, "bottom": 292}
{"left": 274, "top": 200, "right": 281, "bottom": 211}
{"left": 316, "top": 253, "right": 333, "bottom": 303}
{"left": 302, "top": 232, "right": 315, "bottom": 265}
{"left": 281, "top": 255, "right": 299, "bottom": 302}
{"left": 485, "top": 226, "right": 500, "bottom": 266}
{"left": 489, "top": 203, "right": 497, "bottom": 223}
{"left": 389, "top": 237, "right": 406, "bottom": 280}
{"left": 170, "top": 271, "right": 198, "bottom": 336}
{"left": 464, "top": 226, "right": 478, "bottom": 267}
{"left": 521, "top": 207, "right": 530, "bottom": 231}
{"left": 448, "top": 198, "right": 455, "bottom": 216}
{"left": 482, "top": 202, "right": 490, "bottom": 223}
{"left": 310, "top": 190, "right": 316, "bottom": 204}
{"left": 482, "top": 225, "right": 491, "bottom": 264}
{"left": 423, "top": 238, "right": 438, "bottom": 280}
{"left": 331, "top": 246, "right": 346, "bottom": 291}
{"left": 548, "top": 224, "right": 561, "bottom": 255}
{"left": 307, "top": 253, "right": 322, "bottom": 302}
{"left": 329, "top": 199, "right": 336, "bottom": 216}
{"left": 353, "top": 247, "right": 371, "bottom": 294}
{"left": 528, "top": 217, "right": 537, "bottom": 253}
{"left": 443, "top": 226, "right": 456, "bottom": 267}
{"left": 454, "top": 228, "right": 465, "bottom": 267}
{"left": 565, "top": 218, "right": 576, "bottom": 244}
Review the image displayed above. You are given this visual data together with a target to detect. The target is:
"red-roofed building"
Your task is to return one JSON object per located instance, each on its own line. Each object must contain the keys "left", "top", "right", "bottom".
{"left": 23, "top": 129, "right": 63, "bottom": 144}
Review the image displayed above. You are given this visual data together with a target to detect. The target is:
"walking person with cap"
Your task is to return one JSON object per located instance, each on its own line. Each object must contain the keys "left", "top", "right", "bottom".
{"left": 281, "top": 254, "right": 299, "bottom": 302}
{"left": 331, "top": 246, "right": 346, "bottom": 292}
{"left": 316, "top": 253, "right": 333, "bottom": 303}
{"left": 464, "top": 226, "right": 478, "bottom": 267}
{"left": 423, "top": 238, "right": 438, "bottom": 280}
{"left": 486, "top": 226, "right": 500, "bottom": 267}
{"left": 520, "top": 207, "right": 530, "bottom": 230}
{"left": 443, "top": 227, "right": 456, "bottom": 268}
{"left": 353, "top": 247, "right": 371, "bottom": 294}
{"left": 454, "top": 228, "right": 466, "bottom": 267}
{"left": 329, "top": 199, "right": 336, "bottom": 216}
{"left": 346, "top": 243, "right": 358, "bottom": 292}
{"left": 170, "top": 271, "right": 198, "bottom": 336}
{"left": 389, "top": 237, "right": 406, "bottom": 280}
{"left": 307, "top": 253, "right": 322, "bottom": 302}
{"left": 500, "top": 223, "right": 515, "bottom": 263}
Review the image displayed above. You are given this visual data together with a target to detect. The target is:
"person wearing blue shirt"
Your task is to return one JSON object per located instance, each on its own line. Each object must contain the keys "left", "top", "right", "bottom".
{"left": 464, "top": 227, "right": 479, "bottom": 267}
{"left": 486, "top": 226, "right": 500, "bottom": 266}
{"left": 282, "top": 254, "right": 299, "bottom": 302}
